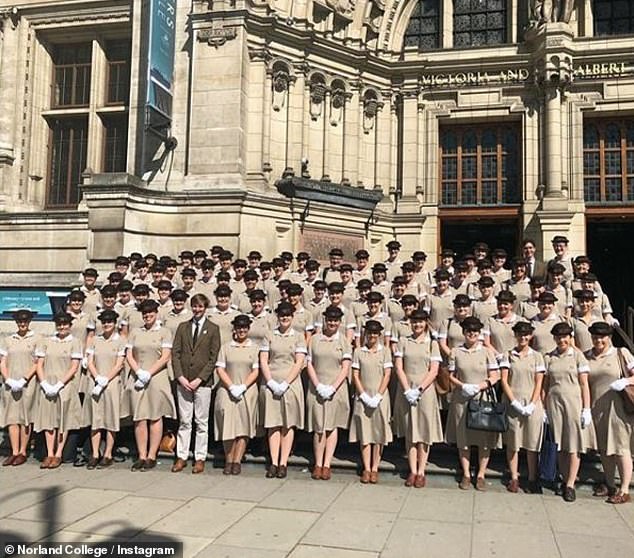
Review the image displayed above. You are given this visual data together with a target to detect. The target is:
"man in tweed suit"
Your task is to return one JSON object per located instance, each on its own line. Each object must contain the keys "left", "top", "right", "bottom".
{"left": 171, "top": 294, "right": 221, "bottom": 474}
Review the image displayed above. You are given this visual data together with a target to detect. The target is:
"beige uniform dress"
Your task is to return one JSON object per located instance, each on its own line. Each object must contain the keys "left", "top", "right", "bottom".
{"left": 247, "top": 311, "right": 275, "bottom": 347}
{"left": 503, "top": 278, "right": 531, "bottom": 306}
{"left": 349, "top": 344, "right": 393, "bottom": 445}
{"left": 0, "top": 331, "right": 40, "bottom": 427}
{"left": 214, "top": 340, "right": 260, "bottom": 440}
{"left": 530, "top": 314, "right": 564, "bottom": 354}
{"left": 69, "top": 310, "right": 95, "bottom": 395}
{"left": 305, "top": 332, "right": 351, "bottom": 433}
{"left": 446, "top": 343, "right": 500, "bottom": 450}
{"left": 391, "top": 319, "right": 412, "bottom": 344}
{"left": 484, "top": 313, "right": 526, "bottom": 358}
{"left": 290, "top": 306, "right": 314, "bottom": 337}
{"left": 125, "top": 324, "right": 176, "bottom": 421}
{"left": 86, "top": 333, "right": 126, "bottom": 431}
{"left": 393, "top": 335, "right": 443, "bottom": 446}
{"left": 571, "top": 316, "right": 601, "bottom": 353}
{"left": 550, "top": 285, "right": 573, "bottom": 317}
{"left": 472, "top": 298, "right": 499, "bottom": 322}
{"left": 33, "top": 334, "right": 83, "bottom": 432}
{"left": 207, "top": 307, "right": 240, "bottom": 346}
{"left": 259, "top": 329, "right": 307, "bottom": 429}
{"left": 161, "top": 307, "right": 193, "bottom": 380}
{"left": 586, "top": 347, "right": 634, "bottom": 456}
{"left": 544, "top": 347, "right": 596, "bottom": 453}
{"left": 499, "top": 348, "right": 545, "bottom": 451}
{"left": 424, "top": 290, "right": 455, "bottom": 332}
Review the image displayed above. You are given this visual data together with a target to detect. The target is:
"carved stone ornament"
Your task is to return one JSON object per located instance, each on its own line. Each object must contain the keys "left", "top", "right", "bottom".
{"left": 271, "top": 62, "right": 295, "bottom": 112}
{"left": 197, "top": 26, "right": 238, "bottom": 48}
{"left": 315, "top": 0, "right": 356, "bottom": 20}
{"left": 362, "top": 90, "right": 383, "bottom": 134}
{"left": 309, "top": 76, "right": 328, "bottom": 120}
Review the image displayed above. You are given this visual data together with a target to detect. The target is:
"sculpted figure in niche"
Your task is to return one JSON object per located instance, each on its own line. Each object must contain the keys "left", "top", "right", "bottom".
{"left": 325, "top": 0, "right": 356, "bottom": 18}
{"left": 530, "top": 0, "right": 574, "bottom": 24}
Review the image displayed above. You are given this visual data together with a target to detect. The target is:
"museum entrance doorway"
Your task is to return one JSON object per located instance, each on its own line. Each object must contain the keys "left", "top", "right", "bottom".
{"left": 440, "top": 213, "right": 520, "bottom": 261}
{"left": 586, "top": 218, "right": 634, "bottom": 323}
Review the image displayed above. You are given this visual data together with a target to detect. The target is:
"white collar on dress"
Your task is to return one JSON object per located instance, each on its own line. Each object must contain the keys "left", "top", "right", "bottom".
{"left": 458, "top": 342, "right": 483, "bottom": 353}
{"left": 361, "top": 343, "right": 384, "bottom": 352}
{"left": 273, "top": 328, "right": 294, "bottom": 337}
{"left": 12, "top": 330, "right": 35, "bottom": 339}
{"left": 511, "top": 347, "right": 535, "bottom": 357}
{"left": 98, "top": 332, "right": 121, "bottom": 341}
{"left": 230, "top": 339, "right": 254, "bottom": 347}
{"left": 51, "top": 333, "right": 75, "bottom": 342}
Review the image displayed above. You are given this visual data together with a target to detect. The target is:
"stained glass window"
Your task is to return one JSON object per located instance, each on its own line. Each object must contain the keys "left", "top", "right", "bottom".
{"left": 583, "top": 119, "right": 634, "bottom": 203}
{"left": 440, "top": 125, "right": 521, "bottom": 206}
{"left": 404, "top": 0, "right": 440, "bottom": 50}
{"left": 593, "top": 0, "right": 634, "bottom": 36}
{"left": 453, "top": 0, "right": 506, "bottom": 48}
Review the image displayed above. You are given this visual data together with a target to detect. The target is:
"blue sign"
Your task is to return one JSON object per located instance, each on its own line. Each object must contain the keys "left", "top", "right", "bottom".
{"left": 0, "top": 288, "right": 70, "bottom": 321}
{"left": 147, "top": 0, "right": 177, "bottom": 119}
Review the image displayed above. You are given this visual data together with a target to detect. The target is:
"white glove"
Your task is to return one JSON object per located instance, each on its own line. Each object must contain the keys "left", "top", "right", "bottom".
{"left": 323, "top": 384, "right": 336, "bottom": 399}
{"left": 5, "top": 378, "right": 18, "bottom": 391}
{"left": 359, "top": 392, "right": 372, "bottom": 407}
{"left": 134, "top": 379, "right": 146, "bottom": 390}
{"left": 543, "top": 411, "right": 549, "bottom": 425}
{"left": 523, "top": 402, "right": 536, "bottom": 416}
{"left": 95, "top": 375, "right": 109, "bottom": 387}
{"left": 229, "top": 384, "right": 247, "bottom": 399}
{"left": 40, "top": 380, "right": 53, "bottom": 396}
{"left": 92, "top": 384, "right": 104, "bottom": 397}
{"left": 276, "top": 381, "right": 289, "bottom": 395}
{"left": 10, "top": 378, "right": 27, "bottom": 393}
{"left": 267, "top": 379, "right": 281, "bottom": 393}
{"left": 51, "top": 381, "right": 64, "bottom": 395}
{"left": 81, "top": 357, "right": 88, "bottom": 369}
{"left": 136, "top": 369, "right": 151, "bottom": 384}
{"left": 581, "top": 408, "right": 592, "bottom": 429}
{"left": 611, "top": 318, "right": 620, "bottom": 327}
{"left": 368, "top": 394, "right": 383, "bottom": 409}
{"left": 609, "top": 378, "right": 630, "bottom": 392}
{"left": 511, "top": 400, "right": 525, "bottom": 414}
{"left": 316, "top": 383, "right": 329, "bottom": 398}
{"left": 404, "top": 388, "right": 420, "bottom": 405}
{"left": 461, "top": 383, "right": 480, "bottom": 397}
{"left": 15, "top": 377, "right": 27, "bottom": 390}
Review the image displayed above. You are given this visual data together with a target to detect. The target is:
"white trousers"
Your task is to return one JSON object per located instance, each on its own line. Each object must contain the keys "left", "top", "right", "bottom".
{"left": 176, "top": 383, "right": 212, "bottom": 461}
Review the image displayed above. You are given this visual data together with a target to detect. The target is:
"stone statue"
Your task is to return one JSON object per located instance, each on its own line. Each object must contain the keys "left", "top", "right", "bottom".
{"left": 530, "top": 0, "right": 574, "bottom": 25}
{"left": 324, "top": 0, "right": 356, "bottom": 18}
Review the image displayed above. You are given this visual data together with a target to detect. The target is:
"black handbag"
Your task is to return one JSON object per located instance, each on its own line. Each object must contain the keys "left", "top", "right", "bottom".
{"left": 466, "top": 386, "right": 509, "bottom": 433}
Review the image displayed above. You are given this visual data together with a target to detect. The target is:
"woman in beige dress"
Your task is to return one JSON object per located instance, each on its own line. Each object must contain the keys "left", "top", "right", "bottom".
{"left": 393, "top": 309, "right": 443, "bottom": 487}
{"left": 306, "top": 305, "right": 351, "bottom": 481}
{"left": 126, "top": 299, "right": 175, "bottom": 471}
{"left": 499, "top": 321, "right": 545, "bottom": 493}
{"left": 585, "top": 321, "right": 634, "bottom": 504}
{"left": 260, "top": 302, "right": 306, "bottom": 478}
{"left": 247, "top": 290, "right": 275, "bottom": 347}
{"left": 86, "top": 310, "right": 127, "bottom": 469}
{"left": 215, "top": 314, "right": 260, "bottom": 475}
{"left": 446, "top": 316, "right": 500, "bottom": 491}
{"left": 530, "top": 292, "right": 565, "bottom": 354}
{"left": 544, "top": 321, "right": 594, "bottom": 502}
{"left": 33, "top": 313, "right": 83, "bottom": 469}
{"left": 571, "top": 289, "right": 601, "bottom": 353}
{"left": 0, "top": 310, "right": 40, "bottom": 466}
{"left": 349, "top": 320, "right": 393, "bottom": 484}
{"left": 483, "top": 290, "right": 526, "bottom": 361}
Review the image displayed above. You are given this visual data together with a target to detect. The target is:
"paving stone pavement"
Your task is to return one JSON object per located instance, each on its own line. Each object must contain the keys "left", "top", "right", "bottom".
{"left": 1, "top": 460, "right": 633, "bottom": 558}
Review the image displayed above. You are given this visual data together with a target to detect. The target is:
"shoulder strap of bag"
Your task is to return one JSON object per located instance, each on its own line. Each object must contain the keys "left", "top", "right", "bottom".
{"left": 617, "top": 348, "right": 631, "bottom": 379}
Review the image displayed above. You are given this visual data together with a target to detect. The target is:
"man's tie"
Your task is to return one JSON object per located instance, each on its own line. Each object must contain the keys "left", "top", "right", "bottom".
{"left": 192, "top": 320, "right": 200, "bottom": 346}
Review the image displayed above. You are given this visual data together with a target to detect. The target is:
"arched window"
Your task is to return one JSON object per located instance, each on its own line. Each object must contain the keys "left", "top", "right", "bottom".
{"left": 453, "top": 0, "right": 506, "bottom": 48}
{"left": 403, "top": 0, "right": 440, "bottom": 50}
{"left": 593, "top": 0, "right": 634, "bottom": 36}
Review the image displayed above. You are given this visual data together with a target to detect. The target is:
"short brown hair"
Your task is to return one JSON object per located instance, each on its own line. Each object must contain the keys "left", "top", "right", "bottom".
{"left": 190, "top": 293, "right": 210, "bottom": 308}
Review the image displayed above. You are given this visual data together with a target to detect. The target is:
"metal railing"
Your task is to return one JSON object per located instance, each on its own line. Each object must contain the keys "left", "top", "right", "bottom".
{"left": 615, "top": 306, "right": 634, "bottom": 352}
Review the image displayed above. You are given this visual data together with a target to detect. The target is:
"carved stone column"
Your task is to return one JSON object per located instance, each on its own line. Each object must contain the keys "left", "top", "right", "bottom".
{"left": 0, "top": 10, "right": 20, "bottom": 206}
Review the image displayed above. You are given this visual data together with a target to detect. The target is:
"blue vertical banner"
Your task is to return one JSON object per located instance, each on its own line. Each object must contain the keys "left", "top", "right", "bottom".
{"left": 147, "top": 0, "right": 177, "bottom": 119}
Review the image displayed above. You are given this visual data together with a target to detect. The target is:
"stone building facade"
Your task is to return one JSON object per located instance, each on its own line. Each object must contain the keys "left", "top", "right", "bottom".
{"left": 0, "top": 0, "right": 633, "bottom": 297}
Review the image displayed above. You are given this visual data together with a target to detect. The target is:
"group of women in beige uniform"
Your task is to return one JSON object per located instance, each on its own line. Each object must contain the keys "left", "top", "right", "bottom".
{"left": 1, "top": 244, "right": 633, "bottom": 507}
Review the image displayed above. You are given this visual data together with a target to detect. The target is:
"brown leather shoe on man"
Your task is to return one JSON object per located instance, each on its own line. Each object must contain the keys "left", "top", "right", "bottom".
{"left": 192, "top": 460, "right": 205, "bottom": 474}
{"left": 171, "top": 458, "right": 187, "bottom": 473}
{"left": 12, "top": 454, "right": 27, "bottom": 466}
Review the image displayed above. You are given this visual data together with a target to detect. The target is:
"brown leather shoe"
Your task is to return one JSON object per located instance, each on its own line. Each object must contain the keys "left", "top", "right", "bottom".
{"left": 40, "top": 456, "right": 52, "bottom": 469}
{"left": 223, "top": 462, "right": 233, "bottom": 475}
{"left": 321, "top": 467, "right": 331, "bottom": 480}
{"left": 131, "top": 459, "right": 146, "bottom": 472}
{"left": 98, "top": 457, "right": 113, "bottom": 469}
{"left": 507, "top": 479, "right": 520, "bottom": 493}
{"left": 3, "top": 455, "right": 16, "bottom": 466}
{"left": 311, "top": 466, "right": 322, "bottom": 480}
{"left": 404, "top": 473, "right": 416, "bottom": 487}
{"left": 86, "top": 457, "right": 99, "bottom": 470}
{"left": 414, "top": 475, "right": 426, "bottom": 488}
{"left": 192, "top": 460, "right": 205, "bottom": 474}
{"left": 607, "top": 492, "right": 631, "bottom": 505}
{"left": 369, "top": 471, "right": 378, "bottom": 484}
{"left": 475, "top": 477, "right": 487, "bottom": 491}
{"left": 49, "top": 457, "right": 62, "bottom": 469}
{"left": 276, "top": 465, "right": 287, "bottom": 479}
{"left": 231, "top": 462, "right": 241, "bottom": 475}
{"left": 12, "top": 454, "right": 27, "bottom": 466}
{"left": 171, "top": 458, "right": 187, "bottom": 473}
{"left": 360, "top": 470, "right": 371, "bottom": 484}
{"left": 266, "top": 465, "right": 278, "bottom": 478}
{"left": 459, "top": 476, "right": 471, "bottom": 490}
